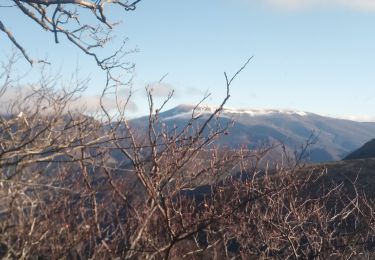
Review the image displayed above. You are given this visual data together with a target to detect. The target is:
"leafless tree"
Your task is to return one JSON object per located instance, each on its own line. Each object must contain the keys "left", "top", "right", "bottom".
{"left": 0, "top": 53, "right": 374, "bottom": 259}
{"left": 0, "top": 0, "right": 141, "bottom": 68}
{"left": 0, "top": 54, "right": 123, "bottom": 258}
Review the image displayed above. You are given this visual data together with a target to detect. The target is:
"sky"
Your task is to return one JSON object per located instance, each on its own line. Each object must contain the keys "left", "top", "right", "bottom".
{"left": 1, "top": 0, "right": 375, "bottom": 120}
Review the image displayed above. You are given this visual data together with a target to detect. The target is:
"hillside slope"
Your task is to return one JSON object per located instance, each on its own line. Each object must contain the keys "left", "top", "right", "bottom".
{"left": 344, "top": 139, "right": 375, "bottom": 160}
{"left": 131, "top": 105, "right": 375, "bottom": 162}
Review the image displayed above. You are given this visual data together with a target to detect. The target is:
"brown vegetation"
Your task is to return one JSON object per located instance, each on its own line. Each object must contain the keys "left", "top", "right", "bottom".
{"left": 0, "top": 54, "right": 374, "bottom": 260}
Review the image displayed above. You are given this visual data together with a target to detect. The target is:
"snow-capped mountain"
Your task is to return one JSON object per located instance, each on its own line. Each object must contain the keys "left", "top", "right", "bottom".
{"left": 162, "top": 105, "right": 309, "bottom": 120}
{"left": 132, "top": 105, "right": 375, "bottom": 162}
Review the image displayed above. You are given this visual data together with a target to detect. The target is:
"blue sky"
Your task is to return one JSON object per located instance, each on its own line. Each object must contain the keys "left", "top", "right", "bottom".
{"left": 1, "top": 0, "right": 375, "bottom": 120}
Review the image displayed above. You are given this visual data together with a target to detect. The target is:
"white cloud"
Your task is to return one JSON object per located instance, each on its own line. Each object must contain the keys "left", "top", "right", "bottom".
{"left": 184, "top": 86, "right": 208, "bottom": 97}
{"left": 69, "top": 95, "right": 138, "bottom": 114}
{"left": 255, "top": 0, "right": 375, "bottom": 11}
{"left": 148, "top": 82, "right": 175, "bottom": 98}
{"left": 0, "top": 86, "right": 138, "bottom": 115}
{"left": 334, "top": 114, "right": 375, "bottom": 122}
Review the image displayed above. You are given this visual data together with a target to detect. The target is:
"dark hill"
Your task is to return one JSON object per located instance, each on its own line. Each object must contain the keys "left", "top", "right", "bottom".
{"left": 344, "top": 139, "right": 375, "bottom": 160}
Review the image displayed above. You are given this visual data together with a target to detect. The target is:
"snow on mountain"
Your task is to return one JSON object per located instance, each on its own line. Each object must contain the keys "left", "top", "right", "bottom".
{"left": 162, "top": 104, "right": 309, "bottom": 120}
{"left": 131, "top": 104, "right": 375, "bottom": 163}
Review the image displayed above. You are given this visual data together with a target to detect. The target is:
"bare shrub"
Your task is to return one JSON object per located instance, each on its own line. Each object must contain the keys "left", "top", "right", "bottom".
{"left": 0, "top": 55, "right": 374, "bottom": 259}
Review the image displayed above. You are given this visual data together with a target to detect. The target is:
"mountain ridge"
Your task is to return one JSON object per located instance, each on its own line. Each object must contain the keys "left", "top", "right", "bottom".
{"left": 344, "top": 139, "right": 375, "bottom": 160}
{"left": 132, "top": 105, "right": 375, "bottom": 163}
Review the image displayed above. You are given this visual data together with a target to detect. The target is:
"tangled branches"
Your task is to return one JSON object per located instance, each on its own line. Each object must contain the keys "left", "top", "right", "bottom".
{"left": 0, "top": 0, "right": 141, "bottom": 68}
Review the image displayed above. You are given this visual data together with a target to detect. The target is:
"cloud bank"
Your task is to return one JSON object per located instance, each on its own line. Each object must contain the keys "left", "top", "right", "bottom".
{"left": 148, "top": 82, "right": 175, "bottom": 98}
{"left": 69, "top": 95, "right": 138, "bottom": 114}
{"left": 256, "top": 0, "right": 375, "bottom": 11}
{"left": 0, "top": 86, "right": 138, "bottom": 115}
{"left": 336, "top": 114, "right": 375, "bottom": 122}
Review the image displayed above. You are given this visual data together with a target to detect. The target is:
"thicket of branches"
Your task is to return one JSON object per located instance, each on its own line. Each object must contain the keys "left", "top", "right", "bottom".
{"left": 0, "top": 53, "right": 374, "bottom": 259}
{"left": 1, "top": 0, "right": 141, "bottom": 68}
{"left": 1, "top": 2, "right": 375, "bottom": 258}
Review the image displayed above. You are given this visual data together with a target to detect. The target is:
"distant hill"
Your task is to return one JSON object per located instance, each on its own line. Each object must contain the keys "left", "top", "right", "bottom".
{"left": 131, "top": 105, "right": 375, "bottom": 163}
{"left": 344, "top": 139, "right": 375, "bottom": 160}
